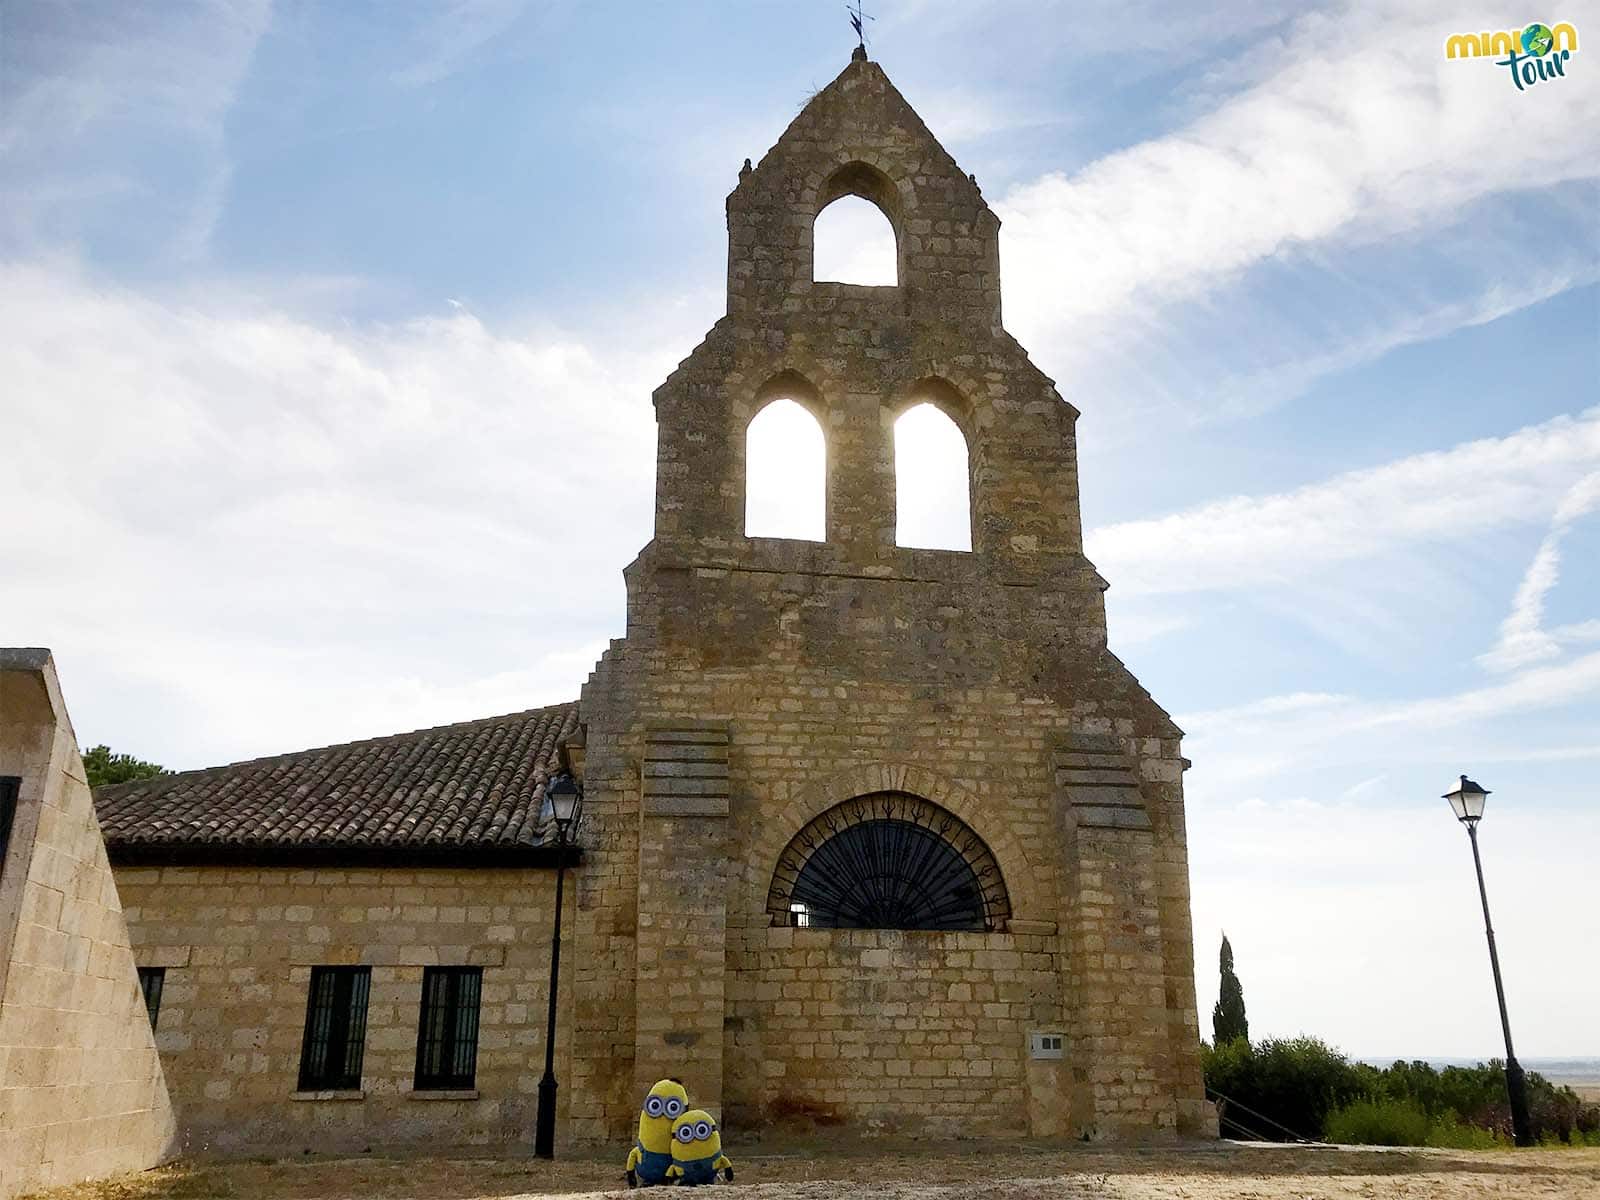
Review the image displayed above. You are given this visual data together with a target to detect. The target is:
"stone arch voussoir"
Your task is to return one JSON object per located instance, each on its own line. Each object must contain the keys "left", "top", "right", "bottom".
{"left": 743, "top": 761, "right": 1039, "bottom": 928}
{"left": 892, "top": 364, "right": 992, "bottom": 429}
{"left": 813, "top": 153, "right": 912, "bottom": 224}
{"left": 743, "top": 366, "right": 830, "bottom": 428}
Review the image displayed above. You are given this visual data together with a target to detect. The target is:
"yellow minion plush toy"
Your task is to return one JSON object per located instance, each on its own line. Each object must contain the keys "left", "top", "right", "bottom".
{"left": 625, "top": 1078, "right": 689, "bottom": 1187}
{"left": 666, "top": 1109, "right": 733, "bottom": 1186}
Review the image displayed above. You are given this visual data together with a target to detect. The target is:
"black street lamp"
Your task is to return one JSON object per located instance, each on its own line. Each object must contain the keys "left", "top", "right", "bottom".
{"left": 1442, "top": 774, "right": 1533, "bottom": 1147}
{"left": 535, "top": 771, "right": 583, "bottom": 1159}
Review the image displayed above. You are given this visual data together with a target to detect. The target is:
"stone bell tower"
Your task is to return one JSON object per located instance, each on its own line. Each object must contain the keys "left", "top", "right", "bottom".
{"left": 567, "top": 48, "right": 1210, "bottom": 1141}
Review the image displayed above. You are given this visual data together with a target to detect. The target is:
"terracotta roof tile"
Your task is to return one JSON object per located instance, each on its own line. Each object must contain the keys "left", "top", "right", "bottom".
{"left": 94, "top": 702, "right": 580, "bottom": 861}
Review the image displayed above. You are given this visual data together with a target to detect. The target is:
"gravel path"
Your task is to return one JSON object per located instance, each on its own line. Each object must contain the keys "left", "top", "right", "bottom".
{"left": 26, "top": 1142, "right": 1600, "bottom": 1200}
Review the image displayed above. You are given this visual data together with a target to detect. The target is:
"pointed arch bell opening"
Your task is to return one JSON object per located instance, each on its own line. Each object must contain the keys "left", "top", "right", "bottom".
{"left": 813, "top": 195, "right": 898, "bottom": 286}
{"left": 812, "top": 160, "right": 900, "bottom": 287}
{"left": 745, "top": 388, "right": 826, "bottom": 542}
{"left": 894, "top": 402, "right": 972, "bottom": 551}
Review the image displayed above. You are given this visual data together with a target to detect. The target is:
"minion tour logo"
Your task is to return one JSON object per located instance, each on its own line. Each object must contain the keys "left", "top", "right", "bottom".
{"left": 1444, "top": 22, "right": 1579, "bottom": 91}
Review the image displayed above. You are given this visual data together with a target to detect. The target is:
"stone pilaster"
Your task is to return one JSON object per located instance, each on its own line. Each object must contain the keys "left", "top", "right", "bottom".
{"left": 1057, "top": 732, "right": 1177, "bottom": 1136}
{"left": 634, "top": 721, "right": 730, "bottom": 1114}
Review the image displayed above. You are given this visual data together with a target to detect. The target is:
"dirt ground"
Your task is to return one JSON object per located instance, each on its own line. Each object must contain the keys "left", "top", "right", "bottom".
{"left": 21, "top": 1141, "right": 1600, "bottom": 1200}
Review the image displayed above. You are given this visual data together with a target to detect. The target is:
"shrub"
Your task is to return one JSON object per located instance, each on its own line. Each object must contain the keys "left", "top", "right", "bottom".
{"left": 1528, "top": 1076, "right": 1589, "bottom": 1144}
{"left": 1424, "top": 1113, "right": 1502, "bottom": 1150}
{"left": 1205, "top": 1038, "right": 1600, "bottom": 1146}
{"left": 1325, "top": 1098, "right": 1431, "bottom": 1146}
{"left": 1203, "top": 1036, "right": 1366, "bottom": 1141}
{"left": 1366, "top": 1059, "right": 1505, "bottom": 1134}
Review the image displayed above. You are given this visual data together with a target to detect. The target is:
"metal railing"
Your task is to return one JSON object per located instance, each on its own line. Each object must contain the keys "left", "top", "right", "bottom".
{"left": 1206, "top": 1086, "right": 1328, "bottom": 1145}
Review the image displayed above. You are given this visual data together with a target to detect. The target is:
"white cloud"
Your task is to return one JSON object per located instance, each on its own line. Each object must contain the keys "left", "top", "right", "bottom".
{"left": 0, "top": 262, "right": 704, "bottom": 767}
{"left": 1179, "top": 691, "right": 1352, "bottom": 730}
{"left": 1336, "top": 773, "right": 1387, "bottom": 802}
{"left": 1179, "top": 269, "right": 1591, "bottom": 428}
{"left": 997, "top": 0, "right": 1599, "bottom": 335}
{"left": 901, "top": 80, "right": 1069, "bottom": 148}
{"left": 986, "top": 1, "right": 1599, "bottom": 433}
{"left": 1088, "top": 408, "right": 1600, "bottom": 596}
{"left": 0, "top": 1, "right": 269, "bottom": 154}
{"left": 0, "top": 1, "right": 270, "bottom": 259}
{"left": 390, "top": 0, "right": 533, "bottom": 88}
{"left": 1358, "top": 651, "right": 1600, "bottom": 735}
{"left": 885, "top": 0, "right": 1308, "bottom": 80}
{"left": 1104, "top": 605, "right": 1194, "bottom": 648}
{"left": 1478, "top": 533, "right": 1565, "bottom": 672}
{"left": 1478, "top": 471, "right": 1600, "bottom": 672}
{"left": 1177, "top": 651, "right": 1600, "bottom": 802}
{"left": 1553, "top": 619, "right": 1600, "bottom": 644}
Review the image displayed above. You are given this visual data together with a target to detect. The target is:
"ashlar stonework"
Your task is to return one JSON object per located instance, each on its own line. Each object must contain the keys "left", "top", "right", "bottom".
{"left": 569, "top": 50, "right": 1210, "bottom": 1141}
{"left": 0, "top": 650, "right": 176, "bottom": 1197}
{"left": 114, "top": 865, "right": 568, "bottom": 1153}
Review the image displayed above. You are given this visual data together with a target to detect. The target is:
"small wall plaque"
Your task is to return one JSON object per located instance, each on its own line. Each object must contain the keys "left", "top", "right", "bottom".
{"left": 1029, "top": 1031, "right": 1064, "bottom": 1060}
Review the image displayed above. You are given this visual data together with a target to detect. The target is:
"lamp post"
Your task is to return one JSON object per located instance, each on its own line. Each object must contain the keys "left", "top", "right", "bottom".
{"left": 1442, "top": 774, "right": 1533, "bottom": 1147}
{"left": 535, "top": 771, "right": 582, "bottom": 1159}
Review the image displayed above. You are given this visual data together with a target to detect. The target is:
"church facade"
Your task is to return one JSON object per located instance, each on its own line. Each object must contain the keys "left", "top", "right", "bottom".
{"left": 81, "top": 51, "right": 1210, "bottom": 1153}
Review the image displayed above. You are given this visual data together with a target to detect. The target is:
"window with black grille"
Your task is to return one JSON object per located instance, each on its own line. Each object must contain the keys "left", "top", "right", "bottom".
{"left": 297, "top": 966, "right": 371, "bottom": 1092}
{"left": 766, "top": 792, "right": 1011, "bottom": 931}
{"left": 137, "top": 967, "right": 165, "bottom": 1030}
{"left": 413, "top": 967, "right": 482, "bottom": 1090}
{"left": 0, "top": 776, "right": 19, "bottom": 879}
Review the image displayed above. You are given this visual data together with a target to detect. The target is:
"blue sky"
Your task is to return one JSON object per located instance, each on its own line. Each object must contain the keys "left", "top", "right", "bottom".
{"left": 3, "top": 2, "right": 1597, "bottom": 1059}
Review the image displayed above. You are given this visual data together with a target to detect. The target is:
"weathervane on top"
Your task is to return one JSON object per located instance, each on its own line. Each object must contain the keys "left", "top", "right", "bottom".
{"left": 848, "top": 1, "right": 874, "bottom": 56}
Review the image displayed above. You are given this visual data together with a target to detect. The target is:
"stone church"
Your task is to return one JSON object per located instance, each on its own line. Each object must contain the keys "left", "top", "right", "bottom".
{"left": 8, "top": 50, "right": 1210, "bottom": 1156}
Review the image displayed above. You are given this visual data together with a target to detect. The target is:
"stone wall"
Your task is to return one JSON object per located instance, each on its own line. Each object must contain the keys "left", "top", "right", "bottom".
{"left": 726, "top": 52, "right": 1003, "bottom": 332}
{"left": 0, "top": 650, "right": 176, "bottom": 1199}
{"left": 726, "top": 927, "right": 1065, "bottom": 1136}
{"left": 576, "top": 646, "right": 1203, "bottom": 1139}
{"left": 112, "top": 865, "right": 569, "bottom": 1154}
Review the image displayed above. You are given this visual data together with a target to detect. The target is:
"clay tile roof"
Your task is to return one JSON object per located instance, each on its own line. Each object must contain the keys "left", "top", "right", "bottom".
{"left": 94, "top": 702, "right": 580, "bottom": 865}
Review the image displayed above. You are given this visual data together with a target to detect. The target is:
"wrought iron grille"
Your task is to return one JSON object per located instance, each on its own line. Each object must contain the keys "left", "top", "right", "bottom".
{"left": 414, "top": 966, "right": 483, "bottom": 1090}
{"left": 297, "top": 966, "right": 371, "bottom": 1091}
{"left": 767, "top": 792, "right": 1010, "bottom": 931}
{"left": 137, "top": 967, "right": 165, "bottom": 1031}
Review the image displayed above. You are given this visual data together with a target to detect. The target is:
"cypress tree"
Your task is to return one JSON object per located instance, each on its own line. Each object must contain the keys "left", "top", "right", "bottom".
{"left": 1212, "top": 933, "right": 1249, "bottom": 1046}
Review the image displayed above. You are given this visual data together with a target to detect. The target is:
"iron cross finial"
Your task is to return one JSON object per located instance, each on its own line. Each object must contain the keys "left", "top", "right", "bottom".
{"left": 848, "top": 1, "right": 874, "bottom": 52}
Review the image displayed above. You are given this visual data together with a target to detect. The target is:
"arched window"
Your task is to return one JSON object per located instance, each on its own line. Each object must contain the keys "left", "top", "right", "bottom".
{"left": 745, "top": 397, "right": 825, "bottom": 540}
{"left": 766, "top": 793, "right": 1010, "bottom": 931}
{"left": 894, "top": 403, "right": 971, "bottom": 551}
{"left": 813, "top": 195, "right": 897, "bottom": 285}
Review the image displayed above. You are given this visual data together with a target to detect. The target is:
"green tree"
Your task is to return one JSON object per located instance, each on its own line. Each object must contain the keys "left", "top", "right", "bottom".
{"left": 1213, "top": 933, "right": 1249, "bottom": 1046}
{"left": 81, "top": 745, "right": 168, "bottom": 788}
